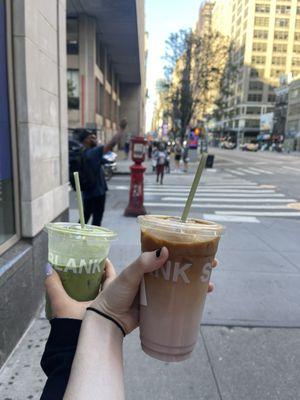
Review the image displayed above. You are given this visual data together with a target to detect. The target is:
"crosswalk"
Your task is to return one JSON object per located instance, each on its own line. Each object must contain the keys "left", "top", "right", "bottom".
{"left": 143, "top": 180, "right": 300, "bottom": 223}
{"left": 226, "top": 165, "right": 300, "bottom": 177}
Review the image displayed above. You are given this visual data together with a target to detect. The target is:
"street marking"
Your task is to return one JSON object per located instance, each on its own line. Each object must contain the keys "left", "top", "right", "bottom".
{"left": 229, "top": 170, "right": 245, "bottom": 176}
{"left": 144, "top": 203, "right": 291, "bottom": 209}
{"left": 110, "top": 185, "right": 129, "bottom": 190}
{"left": 145, "top": 189, "right": 276, "bottom": 193}
{"left": 160, "top": 197, "right": 295, "bottom": 203}
{"left": 282, "top": 166, "right": 300, "bottom": 172}
{"left": 145, "top": 184, "right": 259, "bottom": 189}
{"left": 146, "top": 193, "right": 286, "bottom": 198}
{"left": 248, "top": 167, "right": 273, "bottom": 175}
{"left": 238, "top": 168, "right": 260, "bottom": 175}
{"left": 203, "top": 214, "right": 260, "bottom": 223}
{"left": 216, "top": 211, "right": 300, "bottom": 217}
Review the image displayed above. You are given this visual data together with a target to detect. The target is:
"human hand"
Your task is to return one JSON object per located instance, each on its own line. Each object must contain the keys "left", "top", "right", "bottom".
{"left": 44, "top": 260, "right": 117, "bottom": 320}
{"left": 91, "top": 248, "right": 169, "bottom": 334}
{"left": 91, "top": 251, "right": 218, "bottom": 334}
{"left": 45, "top": 255, "right": 218, "bottom": 324}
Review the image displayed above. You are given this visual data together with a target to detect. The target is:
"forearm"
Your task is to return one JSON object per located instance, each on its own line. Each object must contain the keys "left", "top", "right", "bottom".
{"left": 63, "top": 311, "right": 124, "bottom": 400}
{"left": 103, "top": 131, "right": 123, "bottom": 154}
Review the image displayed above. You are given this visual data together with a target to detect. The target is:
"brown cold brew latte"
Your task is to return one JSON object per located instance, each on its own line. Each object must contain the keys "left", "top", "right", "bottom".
{"left": 138, "top": 216, "right": 223, "bottom": 362}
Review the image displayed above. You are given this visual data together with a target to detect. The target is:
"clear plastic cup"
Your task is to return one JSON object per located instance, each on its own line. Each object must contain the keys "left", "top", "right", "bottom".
{"left": 45, "top": 222, "right": 117, "bottom": 319}
{"left": 138, "top": 215, "right": 224, "bottom": 362}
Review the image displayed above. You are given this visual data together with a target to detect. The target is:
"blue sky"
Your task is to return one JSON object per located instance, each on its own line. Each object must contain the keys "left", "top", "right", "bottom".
{"left": 145, "top": 0, "right": 203, "bottom": 131}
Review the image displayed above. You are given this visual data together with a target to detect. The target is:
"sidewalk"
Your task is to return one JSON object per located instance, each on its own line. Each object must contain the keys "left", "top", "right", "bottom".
{"left": 1, "top": 176, "right": 300, "bottom": 399}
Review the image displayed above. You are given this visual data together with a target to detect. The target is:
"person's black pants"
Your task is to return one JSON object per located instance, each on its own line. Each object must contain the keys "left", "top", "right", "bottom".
{"left": 83, "top": 194, "right": 106, "bottom": 226}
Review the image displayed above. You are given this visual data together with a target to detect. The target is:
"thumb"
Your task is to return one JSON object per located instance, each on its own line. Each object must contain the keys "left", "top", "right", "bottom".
{"left": 119, "top": 247, "right": 169, "bottom": 290}
{"left": 45, "top": 266, "right": 69, "bottom": 303}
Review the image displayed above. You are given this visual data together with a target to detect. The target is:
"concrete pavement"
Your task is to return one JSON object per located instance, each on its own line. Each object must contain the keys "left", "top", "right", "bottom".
{"left": 1, "top": 150, "right": 300, "bottom": 399}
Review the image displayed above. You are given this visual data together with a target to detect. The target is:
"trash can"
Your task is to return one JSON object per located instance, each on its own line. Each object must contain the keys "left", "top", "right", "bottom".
{"left": 205, "top": 154, "right": 214, "bottom": 168}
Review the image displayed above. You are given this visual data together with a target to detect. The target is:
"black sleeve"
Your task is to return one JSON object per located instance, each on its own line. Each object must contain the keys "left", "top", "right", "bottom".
{"left": 40, "top": 318, "right": 82, "bottom": 400}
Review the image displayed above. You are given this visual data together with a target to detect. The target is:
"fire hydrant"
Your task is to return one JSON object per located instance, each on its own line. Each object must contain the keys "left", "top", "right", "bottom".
{"left": 124, "top": 136, "right": 147, "bottom": 217}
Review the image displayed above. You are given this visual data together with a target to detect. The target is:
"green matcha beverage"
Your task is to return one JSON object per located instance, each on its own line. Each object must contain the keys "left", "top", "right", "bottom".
{"left": 45, "top": 222, "right": 117, "bottom": 319}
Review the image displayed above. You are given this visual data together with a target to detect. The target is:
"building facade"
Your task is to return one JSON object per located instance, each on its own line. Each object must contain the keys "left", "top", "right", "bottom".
{"left": 197, "top": 0, "right": 215, "bottom": 35}
{"left": 66, "top": 0, "right": 146, "bottom": 142}
{"left": 0, "top": 0, "right": 68, "bottom": 367}
{"left": 286, "top": 78, "right": 300, "bottom": 151}
{"left": 194, "top": 0, "right": 232, "bottom": 123}
{"left": 215, "top": 0, "right": 300, "bottom": 144}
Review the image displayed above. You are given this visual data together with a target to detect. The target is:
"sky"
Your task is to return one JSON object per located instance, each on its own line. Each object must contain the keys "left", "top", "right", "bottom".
{"left": 145, "top": 0, "right": 203, "bottom": 131}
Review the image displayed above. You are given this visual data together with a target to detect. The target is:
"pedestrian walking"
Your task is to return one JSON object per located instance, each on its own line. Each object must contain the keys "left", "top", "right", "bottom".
{"left": 78, "top": 119, "right": 127, "bottom": 226}
{"left": 124, "top": 138, "right": 130, "bottom": 160}
{"left": 155, "top": 143, "right": 167, "bottom": 184}
{"left": 148, "top": 141, "right": 153, "bottom": 159}
{"left": 183, "top": 145, "right": 189, "bottom": 173}
{"left": 174, "top": 140, "right": 182, "bottom": 171}
{"left": 152, "top": 142, "right": 158, "bottom": 172}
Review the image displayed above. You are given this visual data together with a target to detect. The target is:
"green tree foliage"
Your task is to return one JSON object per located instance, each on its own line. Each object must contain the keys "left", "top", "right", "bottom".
{"left": 160, "top": 29, "right": 230, "bottom": 142}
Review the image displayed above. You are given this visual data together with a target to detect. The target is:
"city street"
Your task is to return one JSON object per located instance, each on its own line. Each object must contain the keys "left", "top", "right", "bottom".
{"left": 1, "top": 149, "right": 299, "bottom": 400}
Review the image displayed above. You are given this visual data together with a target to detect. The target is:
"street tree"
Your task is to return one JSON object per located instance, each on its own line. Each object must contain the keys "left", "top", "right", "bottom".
{"left": 161, "top": 29, "right": 230, "bottom": 142}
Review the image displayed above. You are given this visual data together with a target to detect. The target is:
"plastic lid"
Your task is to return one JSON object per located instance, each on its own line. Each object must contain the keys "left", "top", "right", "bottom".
{"left": 138, "top": 215, "right": 224, "bottom": 238}
{"left": 45, "top": 222, "right": 117, "bottom": 240}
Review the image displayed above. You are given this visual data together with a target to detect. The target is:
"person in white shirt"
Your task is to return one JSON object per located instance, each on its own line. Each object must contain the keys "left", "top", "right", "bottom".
{"left": 155, "top": 143, "right": 167, "bottom": 184}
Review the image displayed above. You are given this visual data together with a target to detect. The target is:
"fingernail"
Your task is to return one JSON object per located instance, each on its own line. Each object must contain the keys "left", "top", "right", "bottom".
{"left": 156, "top": 248, "right": 162, "bottom": 258}
{"left": 45, "top": 263, "right": 53, "bottom": 276}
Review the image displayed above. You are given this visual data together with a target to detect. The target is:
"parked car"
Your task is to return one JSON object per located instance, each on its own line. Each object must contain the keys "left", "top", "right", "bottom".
{"left": 241, "top": 142, "right": 259, "bottom": 152}
{"left": 222, "top": 140, "right": 237, "bottom": 150}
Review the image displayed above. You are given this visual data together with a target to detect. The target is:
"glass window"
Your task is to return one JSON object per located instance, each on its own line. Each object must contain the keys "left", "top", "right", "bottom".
{"left": 276, "top": 5, "right": 291, "bottom": 14}
{"left": 105, "top": 91, "right": 111, "bottom": 119}
{"left": 252, "top": 55, "right": 266, "bottom": 64}
{"left": 0, "top": 0, "right": 18, "bottom": 251}
{"left": 273, "top": 43, "right": 288, "bottom": 52}
{"left": 67, "top": 69, "right": 80, "bottom": 110}
{"left": 245, "top": 119, "right": 260, "bottom": 128}
{"left": 255, "top": 17, "right": 269, "bottom": 27}
{"left": 254, "top": 29, "right": 268, "bottom": 39}
{"left": 275, "top": 18, "right": 289, "bottom": 28}
{"left": 274, "top": 31, "right": 289, "bottom": 40}
{"left": 248, "top": 94, "right": 262, "bottom": 102}
{"left": 67, "top": 18, "right": 79, "bottom": 55}
{"left": 253, "top": 42, "right": 267, "bottom": 52}
{"left": 246, "top": 107, "right": 261, "bottom": 115}
{"left": 249, "top": 81, "right": 264, "bottom": 91}
{"left": 255, "top": 4, "right": 270, "bottom": 13}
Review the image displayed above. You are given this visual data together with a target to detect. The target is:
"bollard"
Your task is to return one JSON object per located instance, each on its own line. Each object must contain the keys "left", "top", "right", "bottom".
{"left": 124, "top": 136, "right": 147, "bottom": 217}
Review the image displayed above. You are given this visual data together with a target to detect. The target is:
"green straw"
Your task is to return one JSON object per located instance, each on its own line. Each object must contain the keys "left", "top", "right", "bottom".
{"left": 181, "top": 153, "right": 208, "bottom": 222}
{"left": 74, "top": 172, "right": 85, "bottom": 229}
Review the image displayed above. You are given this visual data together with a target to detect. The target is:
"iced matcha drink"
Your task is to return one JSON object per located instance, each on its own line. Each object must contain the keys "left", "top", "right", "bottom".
{"left": 45, "top": 222, "right": 117, "bottom": 319}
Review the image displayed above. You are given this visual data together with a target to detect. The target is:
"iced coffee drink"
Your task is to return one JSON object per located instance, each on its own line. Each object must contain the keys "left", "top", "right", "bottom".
{"left": 138, "top": 215, "right": 223, "bottom": 362}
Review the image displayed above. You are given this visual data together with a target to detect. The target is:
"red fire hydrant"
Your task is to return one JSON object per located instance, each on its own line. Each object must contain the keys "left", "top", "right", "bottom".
{"left": 124, "top": 136, "right": 147, "bottom": 217}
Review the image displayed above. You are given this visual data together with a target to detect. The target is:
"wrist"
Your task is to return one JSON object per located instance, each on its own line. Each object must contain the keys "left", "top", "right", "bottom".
{"left": 85, "top": 308, "right": 125, "bottom": 339}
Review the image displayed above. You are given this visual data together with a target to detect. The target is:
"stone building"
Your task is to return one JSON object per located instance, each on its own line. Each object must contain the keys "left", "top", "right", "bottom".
{"left": 285, "top": 78, "right": 300, "bottom": 151}
{"left": 0, "top": 0, "right": 68, "bottom": 367}
{"left": 66, "top": 0, "right": 146, "bottom": 142}
{"left": 213, "top": 0, "right": 300, "bottom": 145}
